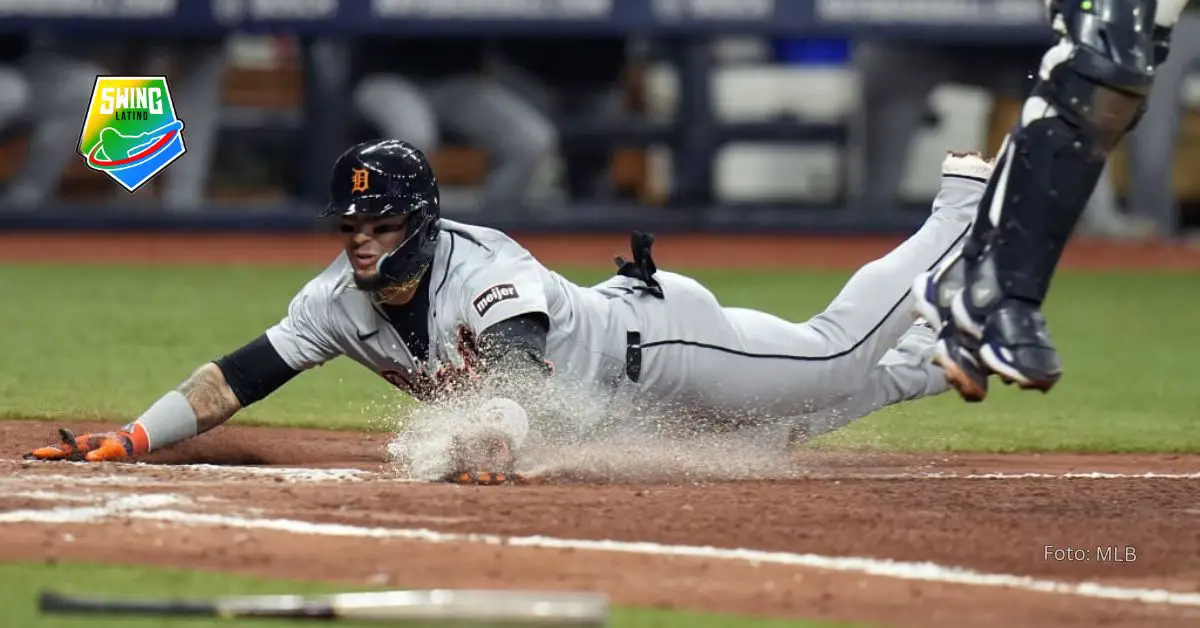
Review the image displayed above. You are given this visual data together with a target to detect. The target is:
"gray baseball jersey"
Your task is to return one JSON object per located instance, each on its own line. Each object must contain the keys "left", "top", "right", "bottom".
{"left": 265, "top": 220, "right": 633, "bottom": 404}
{"left": 263, "top": 171, "right": 980, "bottom": 430}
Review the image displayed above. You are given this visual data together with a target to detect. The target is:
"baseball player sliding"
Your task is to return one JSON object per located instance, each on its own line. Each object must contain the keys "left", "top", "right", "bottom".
{"left": 27, "top": 139, "right": 992, "bottom": 484}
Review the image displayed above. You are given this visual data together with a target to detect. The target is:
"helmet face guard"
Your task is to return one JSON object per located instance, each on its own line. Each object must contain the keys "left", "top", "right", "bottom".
{"left": 372, "top": 207, "right": 438, "bottom": 289}
{"left": 325, "top": 140, "right": 441, "bottom": 293}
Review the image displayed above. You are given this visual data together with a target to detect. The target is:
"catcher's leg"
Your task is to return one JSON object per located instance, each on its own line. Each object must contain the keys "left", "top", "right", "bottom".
{"left": 628, "top": 155, "right": 982, "bottom": 421}
{"left": 916, "top": 0, "right": 1187, "bottom": 401}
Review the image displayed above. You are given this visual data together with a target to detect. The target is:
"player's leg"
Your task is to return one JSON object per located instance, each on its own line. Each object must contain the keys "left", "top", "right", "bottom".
{"left": 627, "top": 153, "right": 986, "bottom": 420}
{"left": 0, "top": 66, "right": 29, "bottom": 131}
{"left": 159, "top": 40, "right": 226, "bottom": 212}
{"left": 3, "top": 52, "right": 99, "bottom": 208}
{"left": 428, "top": 77, "right": 558, "bottom": 205}
{"left": 788, "top": 321, "right": 948, "bottom": 444}
{"left": 352, "top": 73, "right": 439, "bottom": 153}
{"left": 1126, "top": 9, "right": 1200, "bottom": 234}
{"left": 797, "top": 153, "right": 986, "bottom": 374}
{"left": 914, "top": 0, "right": 1189, "bottom": 401}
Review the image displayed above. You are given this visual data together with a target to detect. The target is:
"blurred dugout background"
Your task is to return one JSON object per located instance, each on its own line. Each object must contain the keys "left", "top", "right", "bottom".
{"left": 0, "top": 1, "right": 1198, "bottom": 238}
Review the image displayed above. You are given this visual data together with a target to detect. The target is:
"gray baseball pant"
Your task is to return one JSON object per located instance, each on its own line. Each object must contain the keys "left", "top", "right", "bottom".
{"left": 793, "top": 322, "right": 944, "bottom": 440}
{"left": 615, "top": 174, "right": 980, "bottom": 423}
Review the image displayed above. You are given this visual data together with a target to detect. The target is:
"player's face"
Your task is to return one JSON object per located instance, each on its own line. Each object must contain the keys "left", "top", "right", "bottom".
{"left": 339, "top": 214, "right": 410, "bottom": 283}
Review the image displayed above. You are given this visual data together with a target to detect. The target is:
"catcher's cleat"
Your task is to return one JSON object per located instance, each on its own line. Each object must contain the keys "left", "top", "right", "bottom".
{"left": 927, "top": 266, "right": 1063, "bottom": 402}
{"left": 953, "top": 293, "right": 1062, "bottom": 394}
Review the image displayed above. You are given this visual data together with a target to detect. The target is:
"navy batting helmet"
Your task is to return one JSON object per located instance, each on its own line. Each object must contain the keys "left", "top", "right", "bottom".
{"left": 322, "top": 139, "right": 440, "bottom": 291}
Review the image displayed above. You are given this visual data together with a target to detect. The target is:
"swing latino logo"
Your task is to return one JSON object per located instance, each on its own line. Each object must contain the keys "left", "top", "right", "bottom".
{"left": 78, "top": 76, "right": 186, "bottom": 192}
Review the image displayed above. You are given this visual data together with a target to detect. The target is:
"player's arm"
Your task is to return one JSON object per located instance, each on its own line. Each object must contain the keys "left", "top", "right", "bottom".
{"left": 460, "top": 267, "right": 554, "bottom": 394}
{"left": 26, "top": 291, "right": 340, "bottom": 463}
{"left": 438, "top": 313, "right": 550, "bottom": 486}
{"left": 793, "top": 324, "right": 948, "bottom": 443}
{"left": 25, "top": 335, "right": 303, "bottom": 462}
{"left": 474, "top": 312, "right": 553, "bottom": 384}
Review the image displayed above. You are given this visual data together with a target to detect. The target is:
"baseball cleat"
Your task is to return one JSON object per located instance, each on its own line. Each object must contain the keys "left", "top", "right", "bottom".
{"left": 917, "top": 250, "right": 1001, "bottom": 401}
{"left": 914, "top": 249, "right": 994, "bottom": 401}
{"left": 932, "top": 331, "right": 990, "bottom": 402}
{"left": 952, "top": 294, "right": 1062, "bottom": 393}
{"left": 912, "top": 251, "right": 967, "bottom": 332}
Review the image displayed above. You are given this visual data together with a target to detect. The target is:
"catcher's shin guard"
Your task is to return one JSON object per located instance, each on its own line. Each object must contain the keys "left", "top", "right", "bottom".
{"left": 928, "top": 0, "right": 1175, "bottom": 399}
{"left": 971, "top": 0, "right": 1164, "bottom": 305}
{"left": 921, "top": 246, "right": 1062, "bottom": 400}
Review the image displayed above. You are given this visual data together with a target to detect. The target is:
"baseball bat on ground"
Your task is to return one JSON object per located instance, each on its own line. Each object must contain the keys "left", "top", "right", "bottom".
{"left": 39, "top": 588, "right": 610, "bottom": 626}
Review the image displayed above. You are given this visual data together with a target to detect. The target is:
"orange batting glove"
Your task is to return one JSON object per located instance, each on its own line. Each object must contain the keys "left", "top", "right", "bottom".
{"left": 24, "top": 426, "right": 150, "bottom": 462}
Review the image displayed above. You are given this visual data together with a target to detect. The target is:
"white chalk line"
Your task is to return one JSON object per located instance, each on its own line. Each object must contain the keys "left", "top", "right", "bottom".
{"left": 0, "top": 470, "right": 385, "bottom": 489}
{"left": 789, "top": 471, "right": 1200, "bottom": 480}
{"left": 10, "top": 490, "right": 98, "bottom": 502}
{"left": 167, "top": 464, "right": 374, "bottom": 482}
{"left": 1, "top": 463, "right": 375, "bottom": 483}
{"left": 1, "top": 494, "right": 1197, "bottom": 610}
{"left": 0, "top": 494, "right": 189, "bottom": 523}
{"left": 5, "top": 461, "right": 1199, "bottom": 485}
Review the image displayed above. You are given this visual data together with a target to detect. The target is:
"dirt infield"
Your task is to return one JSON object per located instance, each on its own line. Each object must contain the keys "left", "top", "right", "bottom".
{"left": 2, "top": 232, "right": 1199, "bottom": 627}
{"left": 4, "top": 422, "right": 1200, "bottom": 627}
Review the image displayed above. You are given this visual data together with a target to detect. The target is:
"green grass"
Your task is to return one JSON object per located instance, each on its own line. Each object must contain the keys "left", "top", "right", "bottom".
{"left": 3, "top": 262, "right": 1190, "bottom": 628}
{"left": 0, "top": 562, "right": 858, "bottom": 627}
{"left": 0, "top": 263, "right": 1197, "bottom": 451}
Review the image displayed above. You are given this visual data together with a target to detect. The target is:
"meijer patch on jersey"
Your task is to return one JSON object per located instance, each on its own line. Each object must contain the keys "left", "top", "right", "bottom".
{"left": 473, "top": 284, "right": 519, "bottom": 317}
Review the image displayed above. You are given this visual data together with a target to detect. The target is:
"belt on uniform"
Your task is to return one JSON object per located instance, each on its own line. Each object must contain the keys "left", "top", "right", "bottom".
{"left": 624, "top": 331, "right": 643, "bottom": 384}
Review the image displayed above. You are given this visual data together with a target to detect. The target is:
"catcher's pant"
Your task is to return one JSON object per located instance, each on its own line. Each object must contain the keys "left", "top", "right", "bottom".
{"left": 608, "top": 177, "right": 979, "bottom": 423}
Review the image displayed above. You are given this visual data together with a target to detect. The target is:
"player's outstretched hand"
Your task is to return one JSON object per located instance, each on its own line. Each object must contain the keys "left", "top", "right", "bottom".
{"left": 442, "top": 398, "right": 530, "bottom": 486}
{"left": 24, "top": 427, "right": 146, "bottom": 462}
